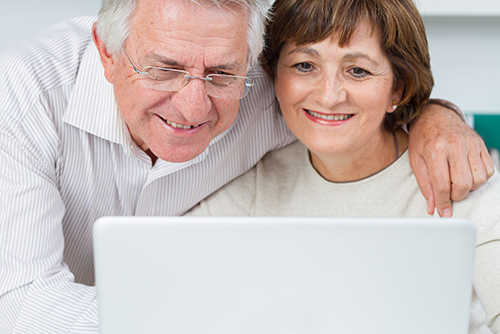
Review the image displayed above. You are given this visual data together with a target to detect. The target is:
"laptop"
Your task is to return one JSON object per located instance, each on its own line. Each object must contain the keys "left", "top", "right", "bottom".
{"left": 93, "top": 216, "right": 476, "bottom": 334}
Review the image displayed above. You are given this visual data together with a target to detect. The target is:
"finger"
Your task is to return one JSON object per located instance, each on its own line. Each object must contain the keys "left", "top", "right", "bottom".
{"left": 427, "top": 194, "right": 436, "bottom": 216}
{"left": 425, "top": 145, "right": 453, "bottom": 217}
{"left": 409, "top": 152, "right": 436, "bottom": 215}
{"left": 482, "top": 146, "right": 496, "bottom": 179}
{"left": 468, "top": 147, "right": 489, "bottom": 191}
{"left": 440, "top": 133, "right": 473, "bottom": 202}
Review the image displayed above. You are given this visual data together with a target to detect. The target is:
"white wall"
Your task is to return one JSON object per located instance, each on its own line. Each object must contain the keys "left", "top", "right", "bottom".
{"left": 0, "top": 0, "right": 100, "bottom": 50}
{"left": 424, "top": 16, "right": 500, "bottom": 114}
{"left": 1, "top": 0, "right": 499, "bottom": 114}
{"left": 415, "top": 0, "right": 500, "bottom": 114}
{"left": 416, "top": 0, "right": 500, "bottom": 16}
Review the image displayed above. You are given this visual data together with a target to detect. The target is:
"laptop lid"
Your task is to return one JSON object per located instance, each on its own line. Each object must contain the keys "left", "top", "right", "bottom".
{"left": 93, "top": 216, "right": 476, "bottom": 334}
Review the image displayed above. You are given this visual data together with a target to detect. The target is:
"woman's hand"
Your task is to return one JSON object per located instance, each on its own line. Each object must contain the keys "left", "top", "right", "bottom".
{"left": 408, "top": 101, "right": 495, "bottom": 217}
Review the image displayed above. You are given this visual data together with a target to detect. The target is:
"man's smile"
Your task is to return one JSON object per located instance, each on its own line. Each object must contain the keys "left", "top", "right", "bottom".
{"left": 158, "top": 115, "right": 202, "bottom": 130}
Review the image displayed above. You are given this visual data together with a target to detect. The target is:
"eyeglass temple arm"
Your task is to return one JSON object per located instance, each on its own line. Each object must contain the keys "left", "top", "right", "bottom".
{"left": 121, "top": 46, "right": 149, "bottom": 76}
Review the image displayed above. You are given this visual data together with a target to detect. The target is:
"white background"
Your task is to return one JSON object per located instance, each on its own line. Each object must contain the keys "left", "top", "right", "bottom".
{"left": 1, "top": 0, "right": 499, "bottom": 114}
{"left": 0, "top": 0, "right": 100, "bottom": 48}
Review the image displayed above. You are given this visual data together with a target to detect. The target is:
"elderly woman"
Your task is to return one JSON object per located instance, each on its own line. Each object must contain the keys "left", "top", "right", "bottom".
{"left": 187, "top": 0, "right": 500, "bottom": 332}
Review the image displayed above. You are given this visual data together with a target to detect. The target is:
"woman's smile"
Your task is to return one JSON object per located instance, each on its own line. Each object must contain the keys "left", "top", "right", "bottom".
{"left": 303, "top": 108, "right": 354, "bottom": 123}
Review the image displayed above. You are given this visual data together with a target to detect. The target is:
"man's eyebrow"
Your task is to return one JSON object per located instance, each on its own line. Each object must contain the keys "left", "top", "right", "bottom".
{"left": 207, "top": 62, "right": 244, "bottom": 72}
{"left": 145, "top": 52, "right": 244, "bottom": 71}
{"left": 145, "top": 53, "right": 182, "bottom": 67}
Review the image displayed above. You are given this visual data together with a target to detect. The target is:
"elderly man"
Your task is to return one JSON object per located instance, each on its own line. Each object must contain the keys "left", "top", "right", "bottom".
{"left": 0, "top": 0, "right": 494, "bottom": 332}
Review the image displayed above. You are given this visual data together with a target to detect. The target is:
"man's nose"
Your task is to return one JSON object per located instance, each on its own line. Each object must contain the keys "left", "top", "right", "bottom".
{"left": 171, "top": 77, "right": 213, "bottom": 122}
{"left": 312, "top": 74, "right": 347, "bottom": 109}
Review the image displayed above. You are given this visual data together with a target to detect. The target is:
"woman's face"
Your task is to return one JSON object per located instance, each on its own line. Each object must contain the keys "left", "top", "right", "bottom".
{"left": 274, "top": 22, "right": 403, "bottom": 165}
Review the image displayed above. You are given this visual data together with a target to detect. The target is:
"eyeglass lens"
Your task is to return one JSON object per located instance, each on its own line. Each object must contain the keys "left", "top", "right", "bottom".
{"left": 142, "top": 68, "right": 252, "bottom": 99}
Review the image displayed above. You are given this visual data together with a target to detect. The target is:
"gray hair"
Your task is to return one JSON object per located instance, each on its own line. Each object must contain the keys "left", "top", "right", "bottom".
{"left": 96, "top": 0, "right": 272, "bottom": 67}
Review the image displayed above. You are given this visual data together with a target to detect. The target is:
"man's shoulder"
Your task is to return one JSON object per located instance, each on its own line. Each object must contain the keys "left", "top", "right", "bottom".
{"left": 1, "top": 16, "right": 96, "bottom": 65}
{"left": 0, "top": 16, "right": 97, "bottom": 118}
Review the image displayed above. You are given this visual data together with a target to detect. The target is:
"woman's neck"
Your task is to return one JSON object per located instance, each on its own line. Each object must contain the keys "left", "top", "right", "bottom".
{"left": 310, "top": 129, "right": 409, "bottom": 183}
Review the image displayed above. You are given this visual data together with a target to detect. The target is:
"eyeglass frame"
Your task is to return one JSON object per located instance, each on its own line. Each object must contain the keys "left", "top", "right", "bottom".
{"left": 121, "top": 46, "right": 255, "bottom": 100}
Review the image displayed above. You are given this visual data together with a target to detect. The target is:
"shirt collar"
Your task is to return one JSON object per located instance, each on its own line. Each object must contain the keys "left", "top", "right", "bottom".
{"left": 63, "top": 42, "right": 129, "bottom": 147}
{"left": 63, "top": 43, "right": 234, "bottom": 167}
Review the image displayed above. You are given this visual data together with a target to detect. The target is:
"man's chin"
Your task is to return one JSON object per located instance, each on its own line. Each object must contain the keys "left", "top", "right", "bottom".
{"left": 152, "top": 144, "right": 209, "bottom": 163}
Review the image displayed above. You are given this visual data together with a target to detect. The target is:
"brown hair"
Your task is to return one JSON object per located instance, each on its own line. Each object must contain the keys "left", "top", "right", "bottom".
{"left": 261, "top": 0, "right": 434, "bottom": 130}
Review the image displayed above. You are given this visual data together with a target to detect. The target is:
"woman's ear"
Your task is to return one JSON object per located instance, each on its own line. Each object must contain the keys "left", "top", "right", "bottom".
{"left": 92, "top": 22, "right": 116, "bottom": 84}
{"left": 388, "top": 79, "right": 405, "bottom": 113}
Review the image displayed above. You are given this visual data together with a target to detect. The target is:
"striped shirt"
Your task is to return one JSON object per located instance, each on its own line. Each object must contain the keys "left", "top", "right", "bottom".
{"left": 0, "top": 16, "right": 295, "bottom": 333}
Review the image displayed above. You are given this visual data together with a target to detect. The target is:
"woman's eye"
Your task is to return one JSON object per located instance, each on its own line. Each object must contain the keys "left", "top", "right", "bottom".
{"left": 293, "top": 62, "right": 314, "bottom": 72}
{"left": 349, "top": 67, "right": 370, "bottom": 78}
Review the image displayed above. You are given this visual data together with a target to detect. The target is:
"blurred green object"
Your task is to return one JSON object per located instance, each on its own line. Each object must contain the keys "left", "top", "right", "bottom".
{"left": 474, "top": 114, "right": 500, "bottom": 152}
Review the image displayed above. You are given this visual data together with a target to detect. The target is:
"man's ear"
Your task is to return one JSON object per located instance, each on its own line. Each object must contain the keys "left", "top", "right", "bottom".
{"left": 92, "top": 22, "right": 116, "bottom": 84}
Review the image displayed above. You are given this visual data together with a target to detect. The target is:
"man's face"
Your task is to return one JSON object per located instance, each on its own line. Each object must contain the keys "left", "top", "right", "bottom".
{"left": 100, "top": 0, "right": 249, "bottom": 163}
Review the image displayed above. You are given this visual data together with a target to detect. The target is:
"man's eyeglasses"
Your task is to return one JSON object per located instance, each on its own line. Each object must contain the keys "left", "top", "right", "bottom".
{"left": 122, "top": 47, "right": 254, "bottom": 100}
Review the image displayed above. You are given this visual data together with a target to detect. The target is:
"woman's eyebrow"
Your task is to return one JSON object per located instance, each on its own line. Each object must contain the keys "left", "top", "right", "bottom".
{"left": 287, "top": 46, "right": 320, "bottom": 57}
{"left": 342, "top": 52, "right": 380, "bottom": 67}
{"left": 287, "top": 47, "right": 380, "bottom": 68}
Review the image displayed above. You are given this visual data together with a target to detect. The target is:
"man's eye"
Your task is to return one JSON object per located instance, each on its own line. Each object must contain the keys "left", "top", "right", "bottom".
{"left": 211, "top": 70, "right": 232, "bottom": 76}
{"left": 293, "top": 62, "right": 314, "bottom": 72}
{"left": 349, "top": 67, "right": 370, "bottom": 78}
{"left": 147, "top": 68, "right": 184, "bottom": 81}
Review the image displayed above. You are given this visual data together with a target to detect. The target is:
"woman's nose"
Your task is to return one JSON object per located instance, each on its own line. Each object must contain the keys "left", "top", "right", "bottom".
{"left": 313, "top": 74, "right": 347, "bottom": 109}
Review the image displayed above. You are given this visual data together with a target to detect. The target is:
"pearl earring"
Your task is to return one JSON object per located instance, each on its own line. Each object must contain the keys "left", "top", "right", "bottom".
{"left": 392, "top": 100, "right": 398, "bottom": 111}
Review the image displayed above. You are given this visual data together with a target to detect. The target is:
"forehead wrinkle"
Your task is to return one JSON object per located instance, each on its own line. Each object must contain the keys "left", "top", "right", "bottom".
{"left": 145, "top": 25, "right": 239, "bottom": 49}
{"left": 191, "top": 0, "right": 243, "bottom": 16}
{"left": 129, "top": 1, "right": 249, "bottom": 73}
{"left": 137, "top": 26, "right": 245, "bottom": 67}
